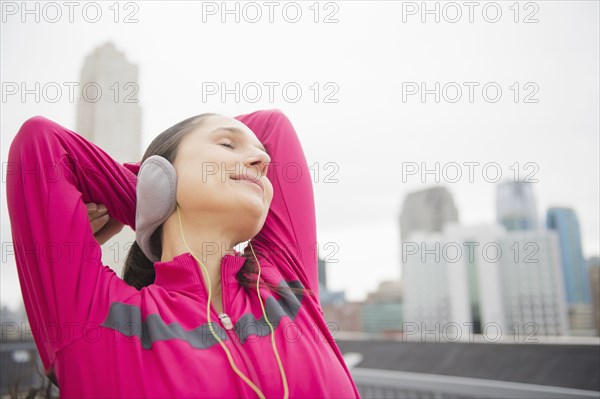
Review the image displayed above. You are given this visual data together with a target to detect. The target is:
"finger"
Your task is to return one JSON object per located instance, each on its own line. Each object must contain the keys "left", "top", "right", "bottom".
{"left": 94, "top": 218, "right": 124, "bottom": 245}
{"left": 94, "top": 204, "right": 108, "bottom": 217}
{"left": 90, "top": 212, "right": 109, "bottom": 223}
{"left": 90, "top": 213, "right": 109, "bottom": 230}
{"left": 86, "top": 203, "right": 98, "bottom": 213}
{"left": 90, "top": 214, "right": 110, "bottom": 233}
{"left": 89, "top": 205, "right": 108, "bottom": 218}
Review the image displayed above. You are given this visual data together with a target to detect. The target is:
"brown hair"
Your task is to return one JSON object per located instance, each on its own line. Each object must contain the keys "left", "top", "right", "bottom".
{"left": 122, "top": 113, "right": 311, "bottom": 299}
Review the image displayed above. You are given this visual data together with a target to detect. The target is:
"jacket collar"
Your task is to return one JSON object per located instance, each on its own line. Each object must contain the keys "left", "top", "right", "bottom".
{"left": 153, "top": 251, "right": 247, "bottom": 291}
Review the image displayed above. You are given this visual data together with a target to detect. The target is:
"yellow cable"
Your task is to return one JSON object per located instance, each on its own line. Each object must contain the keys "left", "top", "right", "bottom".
{"left": 176, "top": 204, "right": 288, "bottom": 398}
{"left": 177, "top": 205, "right": 266, "bottom": 399}
{"left": 248, "top": 241, "right": 290, "bottom": 399}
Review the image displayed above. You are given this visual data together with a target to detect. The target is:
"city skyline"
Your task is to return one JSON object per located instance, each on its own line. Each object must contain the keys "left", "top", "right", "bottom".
{"left": 1, "top": 2, "right": 598, "bottom": 307}
{"left": 2, "top": 3, "right": 598, "bottom": 397}
{"left": 401, "top": 182, "right": 595, "bottom": 337}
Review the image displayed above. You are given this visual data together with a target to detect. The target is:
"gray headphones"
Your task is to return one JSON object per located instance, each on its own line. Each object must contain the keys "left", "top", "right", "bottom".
{"left": 135, "top": 155, "right": 178, "bottom": 262}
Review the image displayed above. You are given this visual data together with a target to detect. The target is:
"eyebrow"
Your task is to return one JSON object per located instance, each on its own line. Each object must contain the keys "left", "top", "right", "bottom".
{"left": 209, "top": 127, "right": 267, "bottom": 153}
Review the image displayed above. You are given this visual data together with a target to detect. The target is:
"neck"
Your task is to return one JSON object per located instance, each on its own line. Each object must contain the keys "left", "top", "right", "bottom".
{"left": 160, "top": 206, "right": 237, "bottom": 293}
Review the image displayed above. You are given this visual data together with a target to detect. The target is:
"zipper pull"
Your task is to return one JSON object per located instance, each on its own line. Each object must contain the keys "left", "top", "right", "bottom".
{"left": 218, "top": 313, "right": 234, "bottom": 330}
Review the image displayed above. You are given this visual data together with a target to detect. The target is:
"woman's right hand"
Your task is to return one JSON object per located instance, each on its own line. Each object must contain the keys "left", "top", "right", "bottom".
{"left": 86, "top": 202, "right": 125, "bottom": 245}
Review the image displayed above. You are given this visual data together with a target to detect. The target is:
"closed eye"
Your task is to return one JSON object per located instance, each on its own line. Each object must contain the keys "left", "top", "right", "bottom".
{"left": 220, "top": 142, "right": 234, "bottom": 149}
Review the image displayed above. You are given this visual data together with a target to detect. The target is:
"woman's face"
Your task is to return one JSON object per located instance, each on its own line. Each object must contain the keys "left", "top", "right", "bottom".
{"left": 173, "top": 114, "right": 273, "bottom": 242}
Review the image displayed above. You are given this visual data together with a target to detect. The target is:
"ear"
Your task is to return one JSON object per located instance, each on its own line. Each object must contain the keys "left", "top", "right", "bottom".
{"left": 135, "top": 155, "right": 178, "bottom": 262}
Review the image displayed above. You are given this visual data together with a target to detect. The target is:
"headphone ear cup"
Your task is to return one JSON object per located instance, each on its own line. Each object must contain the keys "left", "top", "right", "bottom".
{"left": 135, "top": 155, "right": 178, "bottom": 262}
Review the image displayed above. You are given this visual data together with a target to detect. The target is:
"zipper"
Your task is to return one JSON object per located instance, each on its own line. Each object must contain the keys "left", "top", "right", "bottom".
{"left": 218, "top": 274, "right": 263, "bottom": 392}
{"left": 218, "top": 313, "right": 234, "bottom": 330}
{"left": 218, "top": 263, "right": 233, "bottom": 330}
{"left": 197, "top": 260, "right": 233, "bottom": 332}
{"left": 214, "top": 269, "right": 259, "bottom": 385}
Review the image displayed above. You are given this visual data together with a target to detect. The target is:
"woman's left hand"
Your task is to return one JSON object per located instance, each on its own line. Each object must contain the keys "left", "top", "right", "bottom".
{"left": 86, "top": 202, "right": 125, "bottom": 246}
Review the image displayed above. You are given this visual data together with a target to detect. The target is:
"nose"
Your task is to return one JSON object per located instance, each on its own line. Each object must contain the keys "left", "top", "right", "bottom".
{"left": 245, "top": 149, "right": 270, "bottom": 178}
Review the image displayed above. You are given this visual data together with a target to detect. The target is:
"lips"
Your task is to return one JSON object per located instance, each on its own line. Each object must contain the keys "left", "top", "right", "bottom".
{"left": 230, "top": 174, "right": 264, "bottom": 192}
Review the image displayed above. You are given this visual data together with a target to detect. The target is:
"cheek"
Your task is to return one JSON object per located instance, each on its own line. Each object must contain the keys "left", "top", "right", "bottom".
{"left": 176, "top": 178, "right": 201, "bottom": 205}
{"left": 180, "top": 158, "right": 229, "bottom": 187}
{"left": 176, "top": 169, "right": 222, "bottom": 206}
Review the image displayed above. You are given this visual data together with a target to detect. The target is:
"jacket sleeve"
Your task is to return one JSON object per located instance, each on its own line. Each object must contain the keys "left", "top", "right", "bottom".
{"left": 234, "top": 109, "right": 319, "bottom": 301}
{"left": 6, "top": 115, "right": 140, "bottom": 375}
{"left": 123, "top": 160, "right": 141, "bottom": 175}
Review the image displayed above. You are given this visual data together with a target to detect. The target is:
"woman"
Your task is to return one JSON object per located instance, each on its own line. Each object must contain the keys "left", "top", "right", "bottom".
{"left": 6, "top": 109, "right": 361, "bottom": 398}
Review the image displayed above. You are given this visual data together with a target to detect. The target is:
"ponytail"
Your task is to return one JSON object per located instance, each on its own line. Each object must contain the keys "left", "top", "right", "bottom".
{"left": 122, "top": 226, "right": 161, "bottom": 290}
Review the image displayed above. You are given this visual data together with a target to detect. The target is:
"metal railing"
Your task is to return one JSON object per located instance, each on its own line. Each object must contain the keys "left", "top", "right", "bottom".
{"left": 2, "top": 340, "right": 599, "bottom": 399}
{"left": 351, "top": 367, "right": 600, "bottom": 399}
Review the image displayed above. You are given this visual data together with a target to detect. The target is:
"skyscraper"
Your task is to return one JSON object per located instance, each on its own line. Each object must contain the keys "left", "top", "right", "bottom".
{"left": 546, "top": 207, "right": 592, "bottom": 304}
{"left": 496, "top": 181, "right": 539, "bottom": 231}
{"left": 318, "top": 256, "right": 328, "bottom": 288}
{"left": 317, "top": 256, "right": 345, "bottom": 306}
{"left": 76, "top": 41, "right": 142, "bottom": 164}
{"left": 402, "top": 224, "right": 479, "bottom": 340}
{"left": 498, "top": 229, "right": 569, "bottom": 336}
{"left": 402, "top": 223, "right": 569, "bottom": 338}
{"left": 76, "top": 42, "right": 142, "bottom": 277}
{"left": 399, "top": 186, "right": 458, "bottom": 241}
{"left": 588, "top": 257, "right": 600, "bottom": 335}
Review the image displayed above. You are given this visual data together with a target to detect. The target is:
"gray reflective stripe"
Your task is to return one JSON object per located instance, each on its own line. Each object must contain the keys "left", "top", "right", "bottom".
{"left": 235, "top": 279, "right": 304, "bottom": 344}
{"left": 100, "top": 279, "right": 304, "bottom": 349}
{"left": 100, "top": 303, "right": 227, "bottom": 349}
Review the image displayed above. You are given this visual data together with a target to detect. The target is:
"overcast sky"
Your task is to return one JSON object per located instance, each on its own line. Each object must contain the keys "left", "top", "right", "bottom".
{"left": 1, "top": 1, "right": 599, "bottom": 308}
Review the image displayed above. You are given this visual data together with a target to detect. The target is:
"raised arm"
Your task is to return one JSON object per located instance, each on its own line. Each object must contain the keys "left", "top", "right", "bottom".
{"left": 234, "top": 109, "right": 319, "bottom": 300}
{"left": 6, "top": 116, "right": 140, "bottom": 374}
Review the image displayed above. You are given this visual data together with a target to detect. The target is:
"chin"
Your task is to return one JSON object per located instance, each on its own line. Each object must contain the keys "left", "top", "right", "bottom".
{"left": 238, "top": 197, "right": 267, "bottom": 216}
{"left": 233, "top": 206, "right": 264, "bottom": 228}
{"left": 236, "top": 222, "right": 264, "bottom": 245}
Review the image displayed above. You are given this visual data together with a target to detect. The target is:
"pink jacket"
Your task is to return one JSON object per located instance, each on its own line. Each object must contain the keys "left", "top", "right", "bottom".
{"left": 6, "top": 109, "right": 361, "bottom": 398}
